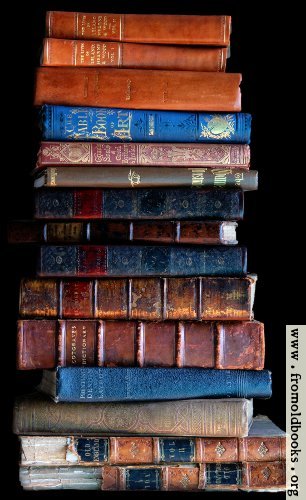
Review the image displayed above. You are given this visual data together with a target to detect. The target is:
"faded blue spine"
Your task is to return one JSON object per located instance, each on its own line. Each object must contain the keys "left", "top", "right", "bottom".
{"left": 41, "top": 105, "right": 251, "bottom": 143}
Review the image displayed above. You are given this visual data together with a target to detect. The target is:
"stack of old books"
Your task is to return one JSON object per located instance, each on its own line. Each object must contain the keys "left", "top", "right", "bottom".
{"left": 11, "top": 11, "right": 285, "bottom": 492}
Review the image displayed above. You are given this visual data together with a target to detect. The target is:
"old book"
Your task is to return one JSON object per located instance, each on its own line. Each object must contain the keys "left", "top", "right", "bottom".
{"left": 46, "top": 13, "right": 231, "bottom": 46}
{"left": 34, "top": 68, "right": 241, "bottom": 111}
{"left": 17, "top": 320, "right": 264, "bottom": 370}
{"left": 8, "top": 220, "right": 238, "bottom": 245}
{"left": 41, "top": 105, "right": 251, "bottom": 143}
{"left": 34, "top": 167, "right": 257, "bottom": 190}
{"left": 19, "top": 416, "right": 286, "bottom": 466}
{"left": 19, "top": 462, "right": 286, "bottom": 491}
{"left": 19, "top": 275, "right": 257, "bottom": 321}
{"left": 34, "top": 188, "right": 244, "bottom": 221}
{"left": 14, "top": 393, "right": 253, "bottom": 437}
{"left": 37, "top": 142, "right": 250, "bottom": 168}
{"left": 37, "top": 245, "right": 247, "bottom": 277}
{"left": 42, "top": 39, "right": 228, "bottom": 72}
{"left": 38, "top": 367, "right": 272, "bottom": 402}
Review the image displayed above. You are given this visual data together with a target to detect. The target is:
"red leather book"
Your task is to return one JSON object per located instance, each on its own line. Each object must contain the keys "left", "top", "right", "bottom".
{"left": 46, "top": 13, "right": 231, "bottom": 46}
{"left": 34, "top": 68, "right": 241, "bottom": 111}
{"left": 19, "top": 275, "right": 257, "bottom": 321}
{"left": 36, "top": 143, "right": 250, "bottom": 169}
{"left": 42, "top": 39, "right": 228, "bottom": 72}
{"left": 17, "top": 319, "right": 264, "bottom": 370}
{"left": 8, "top": 220, "right": 238, "bottom": 245}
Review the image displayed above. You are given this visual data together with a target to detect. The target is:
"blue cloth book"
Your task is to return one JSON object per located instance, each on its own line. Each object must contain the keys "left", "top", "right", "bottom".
{"left": 40, "top": 105, "right": 251, "bottom": 143}
{"left": 39, "top": 368, "right": 272, "bottom": 402}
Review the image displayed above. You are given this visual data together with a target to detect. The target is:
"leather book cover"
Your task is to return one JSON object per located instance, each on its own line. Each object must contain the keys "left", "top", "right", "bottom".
{"left": 19, "top": 462, "right": 285, "bottom": 491}
{"left": 37, "top": 245, "right": 247, "bottom": 277}
{"left": 42, "top": 38, "right": 228, "bottom": 72}
{"left": 13, "top": 393, "right": 253, "bottom": 437}
{"left": 46, "top": 13, "right": 231, "bottom": 46}
{"left": 37, "top": 142, "right": 250, "bottom": 168}
{"left": 34, "top": 167, "right": 257, "bottom": 190}
{"left": 19, "top": 416, "right": 286, "bottom": 465}
{"left": 39, "top": 367, "right": 272, "bottom": 402}
{"left": 34, "top": 67, "right": 242, "bottom": 111}
{"left": 19, "top": 275, "right": 257, "bottom": 321}
{"left": 8, "top": 220, "right": 238, "bottom": 245}
{"left": 34, "top": 188, "right": 244, "bottom": 221}
{"left": 17, "top": 319, "right": 264, "bottom": 370}
{"left": 41, "top": 105, "right": 251, "bottom": 143}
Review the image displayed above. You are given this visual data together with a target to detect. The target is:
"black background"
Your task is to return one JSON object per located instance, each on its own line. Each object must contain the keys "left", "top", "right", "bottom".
{"left": 2, "top": 0, "right": 304, "bottom": 498}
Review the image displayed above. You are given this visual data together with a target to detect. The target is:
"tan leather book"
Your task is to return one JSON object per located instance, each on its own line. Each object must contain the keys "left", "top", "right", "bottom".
{"left": 19, "top": 416, "right": 285, "bottom": 465}
{"left": 13, "top": 393, "right": 252, "bottom": 437}
{"left": 19, "top": 275, "right": 257, "bottom": 321}
{"left": 42, "top": 39, "right": 228, "bottom": 71}
{"left": 34, "top": 67, "right": 242, "bottom": 111}
{"left": 46, "top": 12, "right": 231, "bottom": 46}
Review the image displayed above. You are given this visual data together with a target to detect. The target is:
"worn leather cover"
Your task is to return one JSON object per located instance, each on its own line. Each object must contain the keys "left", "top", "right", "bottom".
{"left": 34, "top": 68, "right": 241, "bottom": 111}
{"left": 19, "top": 275, "right": 256, "bottom": 320}
{"left": 34, "top": 188, "right": 244, "bottom": 220}
{"left": 42, "top": 39, "right": 227, "bottom": 72}
{"left": 34, "top": 167, "right": 257, "bottom": 191}
{"left": 37, "top": 245, "right": 247, "bottom": 277}
{"left": 13, "top": 393, "right": 253, "bottom": 437}
{"left": 8, "top": 220, "right": 238, "bottom": 245}
{"left": 37, "top": 142, "right": 250, "bottom": 168}
{"left": 41, "top": 105, "right": 251, "bottom": 143}
{"left": 46, "top": 13, "right": 231, "bottom": 46}
{"left": 19, "top": 416, "right": 286, "bottom": 465}
{"left": 17, "top": 320, "right": 264, "bottom": 370}
{"left": 39, "top": 367, "right": 272, "bottom": 402}
{"left": 19, "top": 462, "right": 285, "bottom": 491}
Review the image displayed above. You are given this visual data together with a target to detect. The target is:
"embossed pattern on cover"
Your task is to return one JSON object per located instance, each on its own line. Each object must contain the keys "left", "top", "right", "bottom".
{"left": 13, "top": 394, "right": 253, "bottom": 437}
{"left": 41, "top": 106, "right": 251, "bottom": 143}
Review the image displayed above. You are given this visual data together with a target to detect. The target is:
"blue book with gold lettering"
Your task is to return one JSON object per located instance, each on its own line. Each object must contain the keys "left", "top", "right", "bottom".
{"left": 39, "top": 368, "right": 272, "bottom": 402}
{"left": 41, "top": 105, "right": 251, "bottom": 143}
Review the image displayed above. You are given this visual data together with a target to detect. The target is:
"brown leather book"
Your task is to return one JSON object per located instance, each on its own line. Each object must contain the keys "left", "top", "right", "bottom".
{"left": 19, "top": 275, "right": 257, "bottom": 321}
{"left": 34, "top": 68, "right": 242, "bottom": 111}
{"left": 13, "top": 393, "right": 253, "bottom": 437}
{"left": 17, "top": 319, "right": 264, "bottom": 370}
{"left": 42, "top": 39, "right": 228, "bottom": 72}
{"left": 19, "top": 416, "right": 286, "bottom": 465}
{"left": 34, "top": 167, "right": 257, "bottom": 190}
{"left": 8, "top": 220, "right": 238, "bottom": 245}
{"left": 46, "top": 13, "right": 231, "bottom": 46}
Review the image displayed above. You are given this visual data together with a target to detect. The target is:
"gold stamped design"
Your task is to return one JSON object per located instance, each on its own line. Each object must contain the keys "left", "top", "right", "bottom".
{"left": 258, "top": 441, "right": 269, "bottom": 457}
{"left": 200, "top": 115, "right": 235, "bottom": 139}
{"left": 215, "top": 442, "right": 226, "bottom": 457}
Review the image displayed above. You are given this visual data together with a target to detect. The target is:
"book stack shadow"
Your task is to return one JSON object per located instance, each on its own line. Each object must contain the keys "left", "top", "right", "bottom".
{"left": 10, "top": 10, "right": 286, "bottom": 492}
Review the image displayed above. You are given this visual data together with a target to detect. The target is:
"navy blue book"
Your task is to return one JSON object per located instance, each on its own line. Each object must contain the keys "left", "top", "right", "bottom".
{"left": 39, "top": 368, "right": 272, "bottom": 402}
{"left": 37, "top": 245, "right": 247, "bottom": 277}
{"left": 41, "top": 105, "right": 251, "bottom": 143}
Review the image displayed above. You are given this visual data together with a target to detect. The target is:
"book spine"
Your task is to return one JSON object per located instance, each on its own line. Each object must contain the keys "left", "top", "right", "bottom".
{"left": 8, "top": 221, "right": 237, "bottom": 245}
{"left": 13, "top": 396, "right": 252, "bottom": 437}
{"left": 34, "top": 68, "right": 242, "bottom": 111}
{"left": 20, "top": 433, "right": 285, "bottom": 465}
{"left": 50, "top": 367, "right": 272, "bottom": 402}
{"left": 37, "top": 245, "right": 247, "bottom": 277}
{"left": 42, "top": 39, "right": 227, "bottom": 72}
{"left": 46, "top": 12, "right": 231, "bottom": 46}
{"left": 34, "top": 188, "right": 244, "bottom": 221}
{"left": 36, "top": 167, "right": 257, "bottom": 191}
{"left": 19, "top": 276, "right": 256, "bottom": 320}
{"left": 37, "top": 142, "right": 250, "bottom": 168}
{"left": 41, "top": 106, "right": 251, "bottom": 143}
{"left": 16, "top": 320, "right": 264, "bottom": 370}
